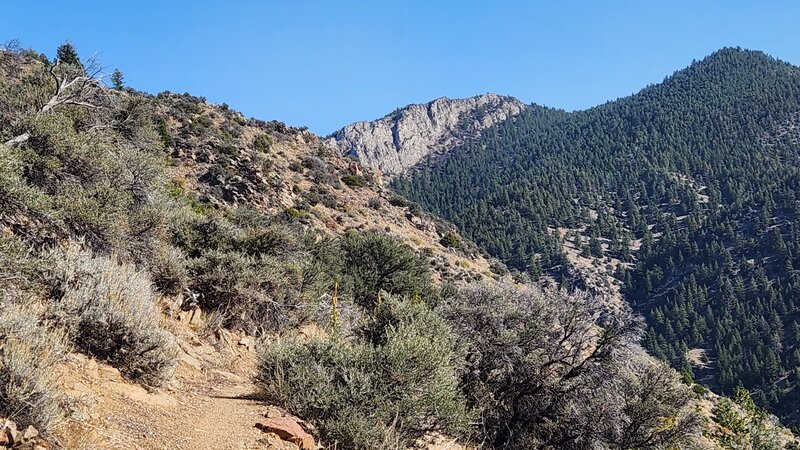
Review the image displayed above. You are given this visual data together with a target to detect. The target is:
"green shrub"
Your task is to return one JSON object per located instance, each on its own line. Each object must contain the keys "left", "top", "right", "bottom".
{"left": 0, "top": 146, "right": 49, "bottom": 222}
{"left": 257, "top": 296, "right": 470, "bottom": 449}
{"left": 47, "top": 243, "right": 177, "bottom": 386}
{"left": 284, "top": 207, "right": 308, "bottom": 221}
{"left": 9, "top": 109, "right": 167, "bottom": 260}
{"left": 167, "top": 181, "right": 210, "bottom": 215}
{"left": 157, "top": 120, "right": 173, "bottom": 148}
{"left": 0, "top": 304, "right": 66, "bottom": 433}
{"left": 341, "top": 174, "right": 365, "bottom": 187}
{"left": 302, "top": 186, "right": 338, "bottom": 209}
{"left": 169, "top": 212, "right": 235, "bottom": 257}
{"left": 149, "top": 244, "right": 189, "bottom": 296}
{"left": 0, "top": 233, "right": 45, "bottom": 294}
{"left": 387, "top": 195, "right": 409, "bottom": 208}
{"left": 253, "top": 134, "right": 271, "bottom": 152}
{"left": 692, "top": 383, "right": 709, "bottom": 396}
{"left": 439, "top": 283, "right": 642, "bottom": 448}
{"left": 439, "top": 231, "right": 460, "bottom": 248}
{"left": 614, "top": 360, "right": 701, "bottom": 448}
{"left": 339, "top": 230, "right": 434, "bottom": 308}
{"left": 234, "top": 225, "right": 300, "bottom": 257}
{"left": 189, "top": 248, "right": 323, "bottom": 334}
{"left": 194, "top": 114, "right": 213, "bottom": 128}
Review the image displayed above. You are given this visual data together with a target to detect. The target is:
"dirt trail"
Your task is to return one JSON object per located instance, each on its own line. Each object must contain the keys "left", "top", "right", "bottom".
{"left": 54, "top": 322, "right": 291, "bottom": 450}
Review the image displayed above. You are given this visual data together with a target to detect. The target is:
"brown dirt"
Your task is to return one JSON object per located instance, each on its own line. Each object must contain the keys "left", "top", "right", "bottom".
{"left": 53, "top": 318, "right": 286, "bottom": 450}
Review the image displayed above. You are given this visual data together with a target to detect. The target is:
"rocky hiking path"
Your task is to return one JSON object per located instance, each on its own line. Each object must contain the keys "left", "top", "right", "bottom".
{"left": 54, "top": 316, "right": 308, "bottom": 450}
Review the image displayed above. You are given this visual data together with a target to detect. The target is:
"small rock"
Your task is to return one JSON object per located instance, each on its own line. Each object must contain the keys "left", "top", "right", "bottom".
{"left": 238, "top": 335, "right": 255, "bottom": 351}
{"left": 1, "top": 420, "right": 21, "bottom": 446}
{"left": 255, "top": 417, "right": 315, "bottom": 450}
{"left": 23, "top": 425, "right": 39, "bottom": 441}
{"left": 349, "top": 162, "right": 363, "bottom": 176}
{"left": 259, "top": 432, "right": 300, "bottom": 450}
{"left": 189, "top": 307, "right": 203, "bottom": 326}
{"left": 178, "top": 350, "right": 203, "bottom": 371}
{"left": 264, "top": 405, "right": 284, "bottom": 419}
{"left": 99, "top": 365, "right": 121, "bottom": 380}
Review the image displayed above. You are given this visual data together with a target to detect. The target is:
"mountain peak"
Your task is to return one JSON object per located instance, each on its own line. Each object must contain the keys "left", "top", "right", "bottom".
{"left": 327, "top": 93, "right": 526, "bottom": 176}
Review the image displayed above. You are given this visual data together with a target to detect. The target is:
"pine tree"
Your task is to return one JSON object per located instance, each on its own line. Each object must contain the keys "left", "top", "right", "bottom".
{"left": 111, "top": 69, "right": 124, "bottom": 90}
{"left": 56, "top": 41, "right": 81, "bottom": 66}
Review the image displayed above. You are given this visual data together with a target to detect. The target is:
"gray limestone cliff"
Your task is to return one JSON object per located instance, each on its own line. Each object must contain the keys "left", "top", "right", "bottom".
{"left": 326, "top": 94, "right": 526, "bottom": 176}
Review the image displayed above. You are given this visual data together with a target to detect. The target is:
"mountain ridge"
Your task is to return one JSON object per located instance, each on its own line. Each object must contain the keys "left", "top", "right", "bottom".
{"left": 326, "top": 93, "right": 526, "bottom": 176}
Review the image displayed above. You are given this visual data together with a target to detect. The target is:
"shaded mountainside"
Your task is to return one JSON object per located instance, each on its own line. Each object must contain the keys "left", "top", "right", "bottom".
{"left": 326, "top": 93, "right": 525, "bottom": 177}
{"left": 0, "top": 43, "right": 797, "bottom": 449}
{"left": 393, "top": 47, "right": 800, "bottom": 426}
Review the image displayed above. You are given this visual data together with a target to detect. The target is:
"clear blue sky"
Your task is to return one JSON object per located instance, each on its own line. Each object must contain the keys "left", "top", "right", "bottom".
{"left": 5, "top": 1, "right": 800, "bottom": 134}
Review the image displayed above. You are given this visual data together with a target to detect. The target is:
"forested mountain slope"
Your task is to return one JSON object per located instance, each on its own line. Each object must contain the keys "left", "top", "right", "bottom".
{"left": 394, "top": 48, "right": 800, "bottom": 426}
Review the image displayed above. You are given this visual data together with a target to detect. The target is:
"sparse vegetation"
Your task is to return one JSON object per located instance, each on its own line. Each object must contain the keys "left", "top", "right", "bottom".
{"left": 253, "top": 134, "right": 271, "bottom": 151}
{"left": 439, "top": 231, "right": 460, "bottom": 248}
{"left": 341, "top": 174, "right": 365, "bottom": 187}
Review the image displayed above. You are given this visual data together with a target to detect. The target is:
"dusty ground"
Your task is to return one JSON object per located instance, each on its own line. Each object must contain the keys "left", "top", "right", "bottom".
{"left": 52, "top": 313, "right": 291, "bottom": 450}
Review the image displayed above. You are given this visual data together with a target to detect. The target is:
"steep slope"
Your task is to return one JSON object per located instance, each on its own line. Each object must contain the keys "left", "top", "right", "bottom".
{"left": 155, "top": 93, "right": 500, "bottom": 285}
{"left": 326, "top": 93, "right": 525, "bottom": 177}
{"left": 394, "top": 47, "right": 800, "bottom": 425}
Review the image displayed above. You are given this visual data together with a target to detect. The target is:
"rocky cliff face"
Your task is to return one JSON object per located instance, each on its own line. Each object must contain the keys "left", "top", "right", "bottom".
{"left": 327, "top": 94, "right": 526, "bottom": 176}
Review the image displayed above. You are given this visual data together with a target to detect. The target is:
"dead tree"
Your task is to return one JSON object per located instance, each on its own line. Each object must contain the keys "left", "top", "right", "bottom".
{"left": 3, "top": 53, "right": 109, "bottom": 146}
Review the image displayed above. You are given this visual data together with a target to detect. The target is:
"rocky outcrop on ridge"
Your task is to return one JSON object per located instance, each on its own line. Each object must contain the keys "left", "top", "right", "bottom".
{"left": 327, "top": 94, "right": 525, "bottom": 176}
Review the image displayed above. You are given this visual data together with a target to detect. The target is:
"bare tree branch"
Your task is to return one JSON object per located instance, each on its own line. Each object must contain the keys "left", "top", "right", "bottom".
{"left": 3, "top": 53, "right": 110, "bottom": 146}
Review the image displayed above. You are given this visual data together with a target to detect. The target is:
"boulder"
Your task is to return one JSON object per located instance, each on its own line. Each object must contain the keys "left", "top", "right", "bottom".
{"left": 255, "top": 417, "right": 315, "bottom": 450}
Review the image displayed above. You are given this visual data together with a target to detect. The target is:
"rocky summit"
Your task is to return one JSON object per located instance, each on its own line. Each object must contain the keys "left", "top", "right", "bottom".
{"left": 326, "top": 93, "right": 525, "bottom": 177}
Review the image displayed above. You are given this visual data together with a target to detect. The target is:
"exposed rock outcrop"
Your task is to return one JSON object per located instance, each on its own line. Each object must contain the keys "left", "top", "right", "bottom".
{"left": 327, "top": 94, "right": 525, "bottom": 177}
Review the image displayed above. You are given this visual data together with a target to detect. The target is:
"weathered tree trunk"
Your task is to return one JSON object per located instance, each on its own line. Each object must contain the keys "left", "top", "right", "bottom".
{"left": 3, "top": 132, "right": 30, "bottom": 146}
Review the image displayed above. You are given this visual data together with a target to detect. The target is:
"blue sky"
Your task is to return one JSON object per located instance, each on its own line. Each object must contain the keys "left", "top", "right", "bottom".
{"left": 4, "top": 1, "right": 800, "bottom": 134}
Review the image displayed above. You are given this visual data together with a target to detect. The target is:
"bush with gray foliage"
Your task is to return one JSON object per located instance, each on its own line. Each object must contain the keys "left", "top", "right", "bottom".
{"left": 439, "top": 283, "right": 700, "bottom": 449}
{"left": 0, "top": 304, "right": 66, "bottom": 433}
{"left": 257, "top": 295, "right": 470, "bottom": 449}
{"left": 47, "top": 243, "right": 177, "bottom": 386}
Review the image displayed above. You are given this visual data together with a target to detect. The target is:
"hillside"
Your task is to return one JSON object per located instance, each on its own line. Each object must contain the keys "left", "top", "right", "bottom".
{"left": 393, "top": 47, "right": 800, "bottom": 426}
{"left": 0, "top": 43, "right": 797, "bottom": 449}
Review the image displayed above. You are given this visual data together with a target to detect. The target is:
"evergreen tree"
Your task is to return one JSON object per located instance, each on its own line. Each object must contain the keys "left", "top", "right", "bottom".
{"left": 110, "top": 68, "right": 124, "bottom": 90}
{"left": 55, "top": 41, "right": 80, "bottom": 66}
